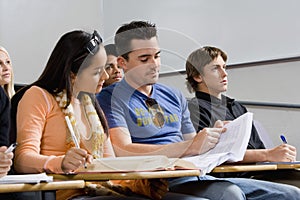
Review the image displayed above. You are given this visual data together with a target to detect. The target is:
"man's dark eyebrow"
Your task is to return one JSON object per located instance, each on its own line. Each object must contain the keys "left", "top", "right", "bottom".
{"left": 138, "top": 51, "right": 161, "bottom": 59}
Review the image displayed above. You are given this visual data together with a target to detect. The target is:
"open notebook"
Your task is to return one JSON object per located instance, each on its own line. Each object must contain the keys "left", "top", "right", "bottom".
{"left": 0, "top": 173, "right": 53, "bottom": 184}
{"left": 77, "top": 155, "right": 198, "bottom": 173}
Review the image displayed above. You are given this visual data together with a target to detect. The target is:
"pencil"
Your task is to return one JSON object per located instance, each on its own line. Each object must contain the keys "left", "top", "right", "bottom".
{"left": 65, "top": 116, "right": 87, "bottom": 168}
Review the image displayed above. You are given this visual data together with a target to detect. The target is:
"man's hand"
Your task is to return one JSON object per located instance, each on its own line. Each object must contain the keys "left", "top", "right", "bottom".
{"left": 191, "top": 120, "right": 226, "bottom": 155}
{"left": 266, "top": 144, "right": 297, "bottom": 162}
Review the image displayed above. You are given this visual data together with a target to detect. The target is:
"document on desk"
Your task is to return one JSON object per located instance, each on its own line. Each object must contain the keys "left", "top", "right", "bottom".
{"left": 0, "top": 173, "right": 53, "bottom": 184}
{"left": 182, "top": 112, "right": 253, "bottom": 174}
{"left": 77, "top": 155, "right": 198, "bottom": 173}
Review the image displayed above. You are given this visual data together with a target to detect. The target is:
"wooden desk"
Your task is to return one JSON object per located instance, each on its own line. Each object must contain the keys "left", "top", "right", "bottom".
{"left": 51, "top": 169, "right": 201, "bottom": 181}
{"left": 0, "top": 180, "right": 85, "bottom": 193}
{"left": 212, "top": 164, "right": 277, "bottom": 173}
{"left": 276, "top": 162, "right": 300, "bottom": 170}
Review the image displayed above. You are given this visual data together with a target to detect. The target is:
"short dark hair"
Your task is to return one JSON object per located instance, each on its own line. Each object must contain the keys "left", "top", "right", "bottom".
{"left": 186, "top": 46, "right": 227, "bottom": 93}
{"left": 114, "top": 21, "right": 157, "bottom": 60}
{"left": 104, "top": 44, "right": 118, "bottom": 57}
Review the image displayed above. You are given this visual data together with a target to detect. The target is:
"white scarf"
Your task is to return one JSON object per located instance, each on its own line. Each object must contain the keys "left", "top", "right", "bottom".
{"left": 55, "top": 90, "right": 105, "bottom": 158}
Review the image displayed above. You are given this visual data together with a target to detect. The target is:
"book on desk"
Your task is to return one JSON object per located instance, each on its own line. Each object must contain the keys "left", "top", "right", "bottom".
{"left": 76, "top": 112, "right": 253, "bottom": 175}
{"left": 0, "top": 173, "right": 53, "bottom": 184}
{"left": 77, "top": 155, "right": 199, "bottom": 173}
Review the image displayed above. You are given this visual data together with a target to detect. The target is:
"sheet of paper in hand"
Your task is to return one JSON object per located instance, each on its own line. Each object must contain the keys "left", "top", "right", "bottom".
{"left": 182, "top": 112, "right": 253, "bottom": 174}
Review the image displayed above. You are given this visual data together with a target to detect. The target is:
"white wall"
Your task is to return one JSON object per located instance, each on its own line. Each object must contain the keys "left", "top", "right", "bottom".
{"left": 1, "top": 0, "right": 300, "bottom": 83}
{"left": 0, "top": 0, "right": 103, "bottom": 84}
{"left": 159, "top": 61, "right": 300, "bottom": 160}
{"left": 103, "top": 0, "right": 300, "bottom": 74}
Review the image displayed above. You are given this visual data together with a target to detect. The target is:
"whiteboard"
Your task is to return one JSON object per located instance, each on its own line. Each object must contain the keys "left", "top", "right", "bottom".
{"left": 103, "top": 0, "right": 300, "bottom": 73}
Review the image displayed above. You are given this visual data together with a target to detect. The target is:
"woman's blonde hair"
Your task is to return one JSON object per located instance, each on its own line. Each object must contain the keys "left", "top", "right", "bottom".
{"left": 0, "top": 46, "right": 15, "bottom": 98}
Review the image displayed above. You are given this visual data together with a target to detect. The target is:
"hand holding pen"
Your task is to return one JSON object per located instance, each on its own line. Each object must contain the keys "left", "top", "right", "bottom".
{"left": 0, "top": 144, "right": 15, "bottom": 178}
{"left": 62, "top": 116, "right": 90, "bottom": 173}
{"left": 280, "top": 135, "right": 288, "bottom": 144}
{"left": 278, "top": 134, "right": 296, "bottom": 162}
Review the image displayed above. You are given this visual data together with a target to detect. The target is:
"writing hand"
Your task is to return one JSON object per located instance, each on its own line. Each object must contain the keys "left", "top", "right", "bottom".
{"left": 61, "top": 147, "right": 89, "bottom": 173}
{"left": 266, "top": 144, "right": 297, "bottom": 162}
{"left": 0, "top": 146, "right": 14, "bottom": 178}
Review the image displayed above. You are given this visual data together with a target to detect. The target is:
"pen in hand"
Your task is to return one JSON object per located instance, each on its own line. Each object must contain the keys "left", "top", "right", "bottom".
{"left": 280, "top": 134, "right": 288, "bottom": 144}
{"left": 65, "top": 116, "right": 87, "bottom": 168}
{"left": 4, "top": 143, "right": 18, "bottom": 154}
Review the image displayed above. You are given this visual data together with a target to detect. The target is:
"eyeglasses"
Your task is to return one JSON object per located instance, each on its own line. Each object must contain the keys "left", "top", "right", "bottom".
{"left": 73, "top": 30, "right": 103, "bottom": 62}
{"left": 145, "top": 98, "right": 165, "bottom": 128}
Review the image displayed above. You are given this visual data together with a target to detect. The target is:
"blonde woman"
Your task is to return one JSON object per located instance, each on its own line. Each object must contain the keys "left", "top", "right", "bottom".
{"left": 0, "top": 46, "right": 15, "bottom": 98}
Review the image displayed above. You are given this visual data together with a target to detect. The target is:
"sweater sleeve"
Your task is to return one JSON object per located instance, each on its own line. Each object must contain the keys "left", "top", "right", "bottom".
{"left": 14, "top": 86, "right": 65, "bottom": 174}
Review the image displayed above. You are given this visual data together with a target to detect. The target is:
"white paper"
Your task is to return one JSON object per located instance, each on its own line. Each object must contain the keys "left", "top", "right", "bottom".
{"left": 183, "top": 112, "right": 253, "bottom": 174}
{"left": 0, "top": 173, "right": 53, "bottom": 184}
{"left": 79, "top": 155, "right": 198, "bottom": 173}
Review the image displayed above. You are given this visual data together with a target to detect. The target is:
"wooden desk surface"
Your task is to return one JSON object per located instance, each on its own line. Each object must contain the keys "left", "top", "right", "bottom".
{"left": 276, "top": 163, "right": 300, "bottom": 169}
{"left": 0, "top": 180, "right": 85, "bottom": 193}
{"left": 212, "top": 164, "right": 278, "bottom": 173}
{"left": 51, "top": 169, "right": 201, "bottom": 181}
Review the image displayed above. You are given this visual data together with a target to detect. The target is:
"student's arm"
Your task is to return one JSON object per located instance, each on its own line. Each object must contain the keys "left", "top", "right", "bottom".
{"left": 103, "top": 137, "right": 116, "bottom": 158}
{"left": 110, "top": 124, "right": 224, "bottom": 158}
{"left": 110, "top": 127, "right": 194, "bottom": 157}
{"left": 241, "top": 144, "right": 297, "bottom": 163}
{"left": 14, "top": 87, "right": 65, "bottom": 174}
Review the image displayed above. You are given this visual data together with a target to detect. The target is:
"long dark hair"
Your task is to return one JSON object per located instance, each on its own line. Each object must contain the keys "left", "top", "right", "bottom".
{"left": 32, "top": 30, "right": 108, "bottom": 135}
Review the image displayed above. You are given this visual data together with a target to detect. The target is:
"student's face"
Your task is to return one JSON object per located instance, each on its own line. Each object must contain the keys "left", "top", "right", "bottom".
{"left": 119, "top": 37, "right": 161, "bottom": 87}
{"left": 73, "top": 45, "right": 109, "bottom": 94}
{"left": 0, "top": 51, "right": 12, "bottom": 86}
{"left": 198, "top": 55, "right": 228, "bottom": 98}
{"left": 104, "top": 55, "right": 123, "bottom": 87}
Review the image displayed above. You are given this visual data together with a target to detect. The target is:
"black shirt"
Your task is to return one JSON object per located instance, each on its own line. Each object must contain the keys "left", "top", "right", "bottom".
{"left": 188, "top": 91, "right": 265, "bottom": 150}
{"left": 0, "top": 87, "right": 10, "bottom": 147}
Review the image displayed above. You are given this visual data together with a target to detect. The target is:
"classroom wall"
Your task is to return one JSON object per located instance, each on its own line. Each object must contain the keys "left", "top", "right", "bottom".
{"left": 1, "top": 0, "right": 299, "bottom": 159}
{"left": 0, "top": 0, "right": 103, "bottom": 84}
{"left": 1, "top": 0, "right": 300, "bottom": 84}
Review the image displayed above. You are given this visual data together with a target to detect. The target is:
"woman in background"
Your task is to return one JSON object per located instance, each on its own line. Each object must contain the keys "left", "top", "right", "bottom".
{"left": 0, "top": 86, "right": 13, "bottom": 177}
{"left": 0, "top": 46, "right": 14, "bottom": 177}
{"left": 0, "top": 46, "right": 15, "bottom": 99}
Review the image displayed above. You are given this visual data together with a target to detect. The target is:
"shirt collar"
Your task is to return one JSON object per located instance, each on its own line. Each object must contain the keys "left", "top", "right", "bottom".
{"left": 195, "top": 91, "right": 235, "bottom": 107}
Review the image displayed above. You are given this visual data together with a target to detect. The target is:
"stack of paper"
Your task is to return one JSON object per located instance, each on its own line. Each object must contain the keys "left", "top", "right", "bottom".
{"left": 182, "top": 112, "right": 253, "bottom": 174}
{"left": 0, "top": 173, "right": 53, "bottom": 184}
